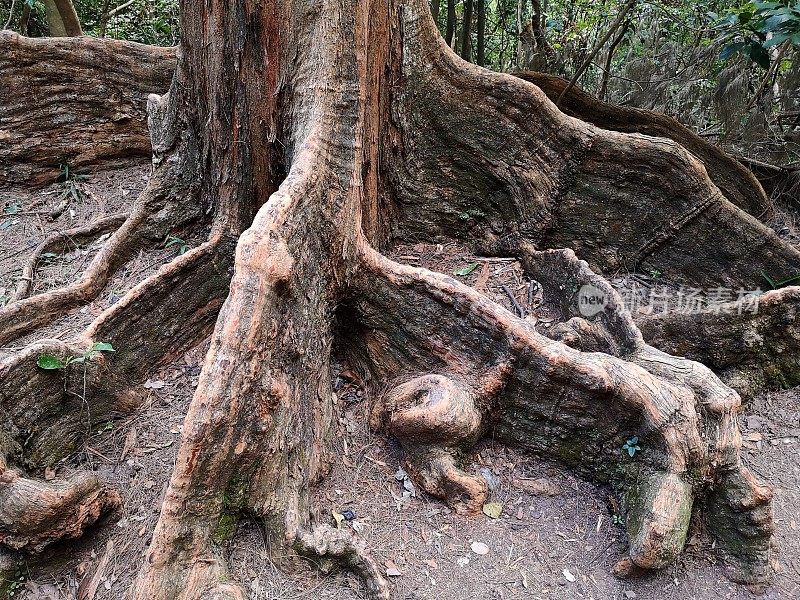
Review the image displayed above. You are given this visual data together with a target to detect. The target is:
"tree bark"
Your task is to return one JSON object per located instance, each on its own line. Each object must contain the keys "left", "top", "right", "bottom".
{"left": 445, "top": 0, "right": 456, "bottom": 47}
{"left": 0, "top": 32, "right": 176, "bottom": 186}
{"left": 515, "top": 71, "right": 774, "bottom": 219}
{"left": 460, "top": 0, "right": 474, "bottom": 61}
{"left": 0, "top": 0, "right": 795, "bottom": 597}
{"left": 43, "top": 0, "right": 82, "bottom": 37}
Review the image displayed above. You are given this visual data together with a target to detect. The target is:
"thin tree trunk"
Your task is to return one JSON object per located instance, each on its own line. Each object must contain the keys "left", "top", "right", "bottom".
{"left": 445, "top": 0, "right": 456, "bottom": 47}
{"left": 597, "top": 19, "right": 629, "bottom": 101}
{"left": 476, "top": 0, "right": 486, "bottom": 66}
{"left": 556, "top": 0, "right": 636, "bottom": 106}
{"left": 460, "top": 0, "right": 474, "bottom": 61}
{"left": 430, "top": 0, "right": 441, "bottom": 28}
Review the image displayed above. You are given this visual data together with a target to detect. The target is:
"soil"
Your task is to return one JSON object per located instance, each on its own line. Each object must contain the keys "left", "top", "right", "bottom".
{"left": 1, "top": 166, "right": 799, "bottom": 600}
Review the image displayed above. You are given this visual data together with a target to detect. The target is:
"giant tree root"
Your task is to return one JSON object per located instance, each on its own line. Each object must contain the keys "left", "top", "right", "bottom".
{"left": 639, "top": 286, "right": 800, "bottom": 400}
{"left": 14, "top": 212, "right": 130, "bottom": 301}
{"left": 0, "top": 235, "right": 233, "bottom": 550}
{"left": 351, "top": 244, "right": 772, "bottom": 583}
{"left": 513, "top": 71, "right": 773, "bottom": 220}
{"left": 1, "top": 1, "right": 795, "bottom": 598}
{"left": 0, "top": 143, "right": 203, "bottom": 346}
{"left": 0, "top": 31, "right": 176, "bottom": 186}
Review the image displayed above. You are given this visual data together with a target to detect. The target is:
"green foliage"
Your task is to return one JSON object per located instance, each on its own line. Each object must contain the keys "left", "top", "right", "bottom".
{"left": 622, "top": 436, "right": 641, "bottom": 457}
{"left": 713, "top": 1, "right": 800, "bottom": 68}
{"left": 453, "top": 262, "right": 479, "bottom": 276}
{"left": 164, "top": 234, "right": 189, "bottom": 255}
{"left": 36, "top": 342, "right": 115, "bottom": 371}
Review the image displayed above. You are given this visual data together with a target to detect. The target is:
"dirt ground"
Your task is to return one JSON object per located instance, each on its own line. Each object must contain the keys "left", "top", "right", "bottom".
{"left": 1, "top": 166, "right": 799, "bottom": 600}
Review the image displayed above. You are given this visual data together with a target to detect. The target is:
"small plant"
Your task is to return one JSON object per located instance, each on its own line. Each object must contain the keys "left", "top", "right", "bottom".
{"left": 164, "top": 234, "right": 189, "bottom": 255}
{"left": 37, "top": 342, "right": 115, "bottom": 371}
{"left": 4, "top": 565, "right": 26, "bottom": 598}
{"left": 623, "top": 436, "right": 641, "bottom": 457}
{"left": 612, "top": 514, "right": 625, "bottom": 526}
{"left": 648, "top": 269, "right": 662, "bottom": 280}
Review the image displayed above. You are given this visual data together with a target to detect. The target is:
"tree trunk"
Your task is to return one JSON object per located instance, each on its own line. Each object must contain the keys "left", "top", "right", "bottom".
{"left": 42, "top": 0, "right": 82, "bottom": 37}
{"left": 476, "top": 0, "right": 486, "bottom": 66}
{"left": 460, "top": 0, "right": 474, "bottom": 61}
{"left": 445, "top": 0, "right": 456, "bottom": 47}
{"left": 1, "top": 0, "right": 796, "bottom": 598}
{"left": 0, "top": 31, "right": 176, "bottom": 186}
{"left": 430, "top": 0, "right": 441, "bottom": 28}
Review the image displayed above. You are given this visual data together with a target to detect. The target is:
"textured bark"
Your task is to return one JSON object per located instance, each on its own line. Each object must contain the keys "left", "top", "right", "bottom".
{"left": 0, "top": 0, "right": 795, "bottom": 597}
{"left": 0, "top": 31, "right": 176, "bottom": 186}
{"left": 640, "top": 286, "right": 800, "bottom": 400}
{"left": 515, "top": 71, "right": 774, "bottom": 220}
{"left": 43, "top": 0, "right": 82, "bottom": 37}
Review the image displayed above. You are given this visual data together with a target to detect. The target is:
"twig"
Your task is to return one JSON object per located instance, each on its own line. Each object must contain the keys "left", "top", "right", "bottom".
{"left": 501, "top": 284, "right": 526, "bottom": 317}
{"left": 746, "top": 41, "right": 790, "bottom": 112}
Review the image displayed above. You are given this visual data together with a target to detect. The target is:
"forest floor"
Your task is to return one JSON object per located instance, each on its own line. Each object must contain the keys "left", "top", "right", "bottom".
{"left": 1, "top": 165, "right": 799, "bottom": 600}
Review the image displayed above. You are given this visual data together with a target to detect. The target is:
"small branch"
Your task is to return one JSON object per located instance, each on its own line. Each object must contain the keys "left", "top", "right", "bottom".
{"left": 746, "top": 41, "right": 790, "bottom": 112}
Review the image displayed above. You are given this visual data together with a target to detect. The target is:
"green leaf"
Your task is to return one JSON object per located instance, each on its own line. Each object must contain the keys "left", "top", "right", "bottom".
{"left": 628, "top": 447, "right": 636, "bottom": 457}
{"left": 37, "top": 354, "right": 66, "bottom": 370}
{"left": 453, "top": 262, "right": 479, "bottom": 276}
{"left": 90, "top": 342, "right": 115, "bottom": 353}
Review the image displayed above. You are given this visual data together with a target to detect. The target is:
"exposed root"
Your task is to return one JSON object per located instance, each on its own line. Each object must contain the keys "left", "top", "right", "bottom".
{"left": 0, "top": 465, "right": 121, "bottom": 552}
{"left": 639, "top": 286, "right": 800, "bottom": 399}
{"left": 293, "top": 524, "right": 390, "bottom": 600}
{"left": 385, "top": 375, "right": 488, "bottom": 513}
{"left": 13, "top": 212, "right": 129, "bottom": 301}
{"left": 0, "top": 157, "right": 201, "bottom": 346}
{"left": 0, "top": 31, "right": 175, "bottom": 186}
{"left": 343, "top": 240, "right": 773, "bottom": 582}
{"left": 514, "top": 71, "right": 773, "bottom": 219}
{"left": 0, "top": 236, "right": 232, "bottom": 555}
{"left": 391, "top": 12, "right": 800, "bottom": 290}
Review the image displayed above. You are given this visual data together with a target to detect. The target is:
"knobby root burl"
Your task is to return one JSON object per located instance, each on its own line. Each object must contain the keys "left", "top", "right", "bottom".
{"left": 0, "top": 0, "right": 795, "bottom": 598}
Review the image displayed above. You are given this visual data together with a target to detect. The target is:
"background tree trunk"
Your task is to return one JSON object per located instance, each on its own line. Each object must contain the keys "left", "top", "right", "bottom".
{"left": 460, "top": 0, "right": 474, "bottom": 61}
{"left": 446, "top": 0, "right": 456, "bottom": 48}
{"left": 476, "top": 0, "right": 486, "bottom": 66}
{"left": 42, "top": 0, "right": 82, "bottom": 37}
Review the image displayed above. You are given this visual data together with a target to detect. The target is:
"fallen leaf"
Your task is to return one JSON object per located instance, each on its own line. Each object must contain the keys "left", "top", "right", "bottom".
{"left": 143, "top": 379, "right": 165, "bottom": 390}
{"left": 424, "top": 559, "right": 438, "bottom": 569}
{"left": 482, "top": 502, "right": 503, "bottom": 519}
{"left": 453, "top": 262, "right": 479, "bottom": 276}
{"left": 119, "top": 427, "right": 137, "bottom": 462}
{"left": 385, "top": 560, "right": 402, "bottom": 577}
{"left": 475, "top": 262, "right": 490, "bottom": 291}
{"left": 44, "top": 466, "right": 56, "bottom": 481}
{"left": 563, "top": 568, "right": 576, "bottom": 582}
{"left": 471, "top": 541, "right": 490, "bottom": 555}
